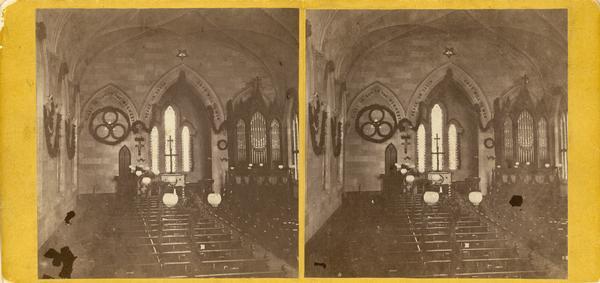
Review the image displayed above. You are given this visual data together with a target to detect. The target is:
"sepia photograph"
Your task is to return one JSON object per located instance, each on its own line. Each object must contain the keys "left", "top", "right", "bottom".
{"left": 305, "top": 9, "right": 567, "bottom": 278}
{"left": 36, "top": 8, "right": 299, "bottom": 278}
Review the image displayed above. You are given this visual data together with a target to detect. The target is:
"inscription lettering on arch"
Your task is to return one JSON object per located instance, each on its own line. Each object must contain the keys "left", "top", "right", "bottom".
{"left": 140, "top": 65, "right": 225, "bottom": 128}
{"left": 81, "top": 84, "right": 138, "bottom": 129}
{"left": 347, "top": 82, "right": 406, "bottom": 126}
{"left": 407, "top": 63, "right": 492, "bottom": 126}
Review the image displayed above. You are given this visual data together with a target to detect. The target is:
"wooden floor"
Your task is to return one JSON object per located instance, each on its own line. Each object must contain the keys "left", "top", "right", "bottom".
{"left": 306, "top": 192, "right": 560, "bottom": 278}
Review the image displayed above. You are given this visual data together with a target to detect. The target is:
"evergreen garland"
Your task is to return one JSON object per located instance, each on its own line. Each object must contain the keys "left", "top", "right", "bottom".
{"left": 43, "top": 102, "right": 61, "bottom": 158}
{"left": 308, "top": 100, "right": 327, "bottom": 155}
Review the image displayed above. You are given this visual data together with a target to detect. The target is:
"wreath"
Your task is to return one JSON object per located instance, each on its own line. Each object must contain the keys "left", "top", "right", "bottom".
{"left": 43, "top": 100, "right": 61, "bottom": 158}
{"left": 308, "top": 99, "right": 327, "bottom": 155}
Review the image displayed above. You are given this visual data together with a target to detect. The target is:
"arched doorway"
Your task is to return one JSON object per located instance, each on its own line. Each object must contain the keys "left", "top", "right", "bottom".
{"left": 117, "top": 145, "right": 132, "bottom": 195}
{"left": 385, "top": 143, "right": 398, "bottom": 175}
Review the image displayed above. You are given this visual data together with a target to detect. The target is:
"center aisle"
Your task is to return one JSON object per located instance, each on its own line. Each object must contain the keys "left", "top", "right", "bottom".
{"left": 114, "top": 196, "right": 286, "bottom": 278}
{"left": 306, "top": 192, "right": 546, "bottom": 278}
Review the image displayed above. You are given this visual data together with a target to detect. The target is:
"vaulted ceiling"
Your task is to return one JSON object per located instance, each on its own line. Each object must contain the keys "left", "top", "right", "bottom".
{"left": 308, "top": 10, "right": 567, "bottom": 90}
{"left": 38, "top": 9, "right": 299, "bottom": 94}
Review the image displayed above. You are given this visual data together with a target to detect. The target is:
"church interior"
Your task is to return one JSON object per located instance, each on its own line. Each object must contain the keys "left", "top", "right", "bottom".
{"left": 305, "top": 10, "right": 568, "bottom": 278}
{"left": 36, "top": 9, "right": 299, "bottom": 278}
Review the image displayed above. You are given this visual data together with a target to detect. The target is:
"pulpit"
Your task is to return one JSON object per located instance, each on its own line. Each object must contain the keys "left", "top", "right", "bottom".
{"left": 427, "top": 171, "right": 452, "bottom": 194}
{"left": 159, "top": 173, "right": 186, "bottom": 198}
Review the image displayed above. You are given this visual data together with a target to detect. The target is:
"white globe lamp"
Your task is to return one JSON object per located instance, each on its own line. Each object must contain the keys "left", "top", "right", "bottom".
{"left": 469, "top": 191, "right": 483, "bottom": 206}
{"left": 162, "top": 188, "right": 179, "bottom": 207}
{"left": 207, "top": 193, "right": 223, "bottom": 208}
{"left": 423, "top": 191, "right": 439, "bottom": 205}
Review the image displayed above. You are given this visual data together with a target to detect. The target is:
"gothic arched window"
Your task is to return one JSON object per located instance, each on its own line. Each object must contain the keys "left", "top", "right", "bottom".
{"left": 291, "top": 113, "right": 299, "bottom": 180}
{"left": 181, "top": 126, "right": 191, "bottom": 172}
{"left": 236, "top": 119, "right": 247, "bottom": 164}
{"left": 164, "top": 106, "right": 177, "bottom": 173}
{"left": 250, "top": 112, "right": 267, "bottom": 164}
{"left": 559, "top": 112, "right": 568, "bottom": 180}
{"left": 517, "top": 111, "right": 534, "bottom": 163}
{"left": 448, "top": 123, "right": 459, "bottom": 170}
{"left": 417, "top": 124, "right": 426, "bottom": 173}
{"left": 537, "top": 118, "right": 548, "bottom": 165}
{"left": 270, "top": 119, "right": 281, "bottom": 164}
{"left": 150, "top": 127, "right": 159, "bottom": 174}
{"left": 431, "top": 104, "right": 444, "bottom": 171}
{"left": 503, "top": 117, "right": 514, "bottom": 162}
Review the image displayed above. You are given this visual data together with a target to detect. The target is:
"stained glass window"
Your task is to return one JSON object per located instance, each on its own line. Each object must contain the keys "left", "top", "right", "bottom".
{"left": 448, "top": 124, "right": 459, "bottom": 170}
{"left": 431, "top": 104, "right": 444, "bottom": 171}
{"left": 559, "top": 112, "right": 568, "bottom": 180}
{"left": 503, "top": 117, "right": 514, "bottom": 162}
{"left": 417, "top": 124, "right": 426, "bottom": 173}
{"left": 537, "top": 118, "right": 548, "bottom": 165}
{"left": 151, "top": 127, "right": 159, "bottom": 174}
{"left": 517, "top": 111, "right": 534, "bottom": 163}
{"left": 250, "top": 112, "right": 267, "bottom": 164}
{"left": 236, "top": 119, "right": 246, "bottom": 163}
{"left": 181, "top": 126, "right": 191, "bottom": 172}
{"left": 270, "top": 120, "right": 281, "bottom": 164}
{"left": 164, "top": 106, "right": 177, "bottom": 173}
{"left": 292, "top": 113, "right": 299, "bottom": 180}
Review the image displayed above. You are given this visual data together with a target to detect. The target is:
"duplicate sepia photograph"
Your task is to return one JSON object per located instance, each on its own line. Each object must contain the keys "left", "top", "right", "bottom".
{"left": 305, "top": 9, "right": 567, "bottom": 278}
{"left": 36, "top": 8, "right": 299, "bottom": 278}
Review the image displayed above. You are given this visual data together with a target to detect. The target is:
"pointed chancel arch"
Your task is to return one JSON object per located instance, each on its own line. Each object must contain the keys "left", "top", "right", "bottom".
{"left": 140, "top": 64, "right": 225, "bottom": 130}
{"left": 407, "top": 63, "right": 492, "bottom": 128}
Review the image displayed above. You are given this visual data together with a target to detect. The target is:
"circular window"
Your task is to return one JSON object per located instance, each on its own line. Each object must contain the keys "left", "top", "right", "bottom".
{"left": 355, "top": 104, "right": 397, "bottom": 143}
{"left": 88, "top": 106, "right": 131, "bottom": 145}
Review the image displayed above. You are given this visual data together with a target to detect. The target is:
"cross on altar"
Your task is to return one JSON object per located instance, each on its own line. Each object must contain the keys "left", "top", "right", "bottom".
{"left": 432, "top": 133, "right": 444, "bottom": 171}
{"left": 165, "top": 135, "right": 177, "bottom": 173}
{"left": 400, "top": 134, "right": 411, "bottom": 154}
{"left": 134, "top": 136, "right": 145, "bottom": 156}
